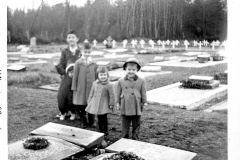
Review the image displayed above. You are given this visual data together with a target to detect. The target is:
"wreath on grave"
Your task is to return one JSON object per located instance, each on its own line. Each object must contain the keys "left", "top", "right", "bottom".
{"left": 180, "top": 80, "right": 212, "bottom": 89}
{"left": 23, "top": 137, "right": 50, "bottom": 150}
{"left": 103, "top": 151, "right": 145, "bottom": 160}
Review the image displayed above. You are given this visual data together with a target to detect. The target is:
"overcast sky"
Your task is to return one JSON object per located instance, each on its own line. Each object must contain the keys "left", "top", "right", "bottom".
{"left": 7, "top": 0, "right": 87, "bottom": 10}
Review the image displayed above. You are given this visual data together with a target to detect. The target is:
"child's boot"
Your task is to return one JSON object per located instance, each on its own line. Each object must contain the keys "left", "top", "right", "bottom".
{"left": 69, "top": 111, "right": 76, "bottom": 120}
{"left": 59, "top": 113, "right": 66, "bottom": 120}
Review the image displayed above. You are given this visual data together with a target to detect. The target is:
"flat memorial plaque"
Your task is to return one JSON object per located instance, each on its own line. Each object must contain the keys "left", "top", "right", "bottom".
{"left": 31, "top": 122, "right": 104, "bottom": 148}
{"left": 39, "top": 83, "right": 60, "bottom": 91}
{"left": 8, "top": 135, "right": 84, "bottom": 160}
{"left": 106, "top": 138, "right": 197, "bottom": 160}
{"left": 7, "top": 65, "right": 26, "bottom": 71}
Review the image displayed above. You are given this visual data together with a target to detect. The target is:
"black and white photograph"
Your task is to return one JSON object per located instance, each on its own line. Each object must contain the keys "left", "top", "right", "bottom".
{"left": 3, "top": 0, "right": 240, "bottom": 159}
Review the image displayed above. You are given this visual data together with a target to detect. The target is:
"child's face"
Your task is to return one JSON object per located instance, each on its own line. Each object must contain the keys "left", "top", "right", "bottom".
{"left": 68, "top": 70, "right": 74, "bottom": 78}
{"left": 66, "top": 34, "right": 79, "bottom": 46}
{"left": 98, "top": 72, "right": 108, "bottom": 81}
{"left": 126, "top": 64, "right": 138, "bottom": 77}
{"left": 82, "top": 49, "right": 91, "bottom": 58}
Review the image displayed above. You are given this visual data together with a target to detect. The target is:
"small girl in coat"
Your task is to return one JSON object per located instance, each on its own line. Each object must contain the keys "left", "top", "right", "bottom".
{"left": 56, "top": 63, "right": 76, "bottom": 120}
{"left": 85, "top": 66, "right": 115, "bottom": 135}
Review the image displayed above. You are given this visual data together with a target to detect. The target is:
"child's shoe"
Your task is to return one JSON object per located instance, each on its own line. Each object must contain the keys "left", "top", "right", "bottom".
{"left": 59, "top": 113, "right": 66, "bottom": 120}
{"left": 70, "top": 113, "right": 76, "bottom": 120}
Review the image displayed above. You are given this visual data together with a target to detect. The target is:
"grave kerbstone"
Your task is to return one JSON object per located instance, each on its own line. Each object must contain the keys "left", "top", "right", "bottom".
{"left": 204, "top": 100, "right": 227, "bottom": 113}
{"left": 31, "top": 122, "right": 104, "bottom": 148}
{"left": 8, "top": 135, "right": 84, "bottom": 160}
{"left": 141, "top": 66, "right": 161, "bottom": 72}
{"left": 106, "top": 138, "right": 197, "bottom": 160}
{"left": 7, "top": 65, "right": 26, "bottom": 71}
{"left": 188, "top": 75, "right": 214, "bottom": 84}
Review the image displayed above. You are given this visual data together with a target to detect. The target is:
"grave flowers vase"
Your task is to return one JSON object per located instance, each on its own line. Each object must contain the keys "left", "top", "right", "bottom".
{"left": 197, "top": 55, "right": 210, "bottom": 63}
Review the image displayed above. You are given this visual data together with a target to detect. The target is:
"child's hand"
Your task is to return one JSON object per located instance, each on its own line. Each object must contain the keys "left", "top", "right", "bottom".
{"left": 116, "top": 103, "right": 120, "bottom": 110}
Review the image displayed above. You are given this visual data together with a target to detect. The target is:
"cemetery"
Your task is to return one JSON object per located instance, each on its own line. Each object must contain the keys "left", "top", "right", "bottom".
{"left": 7, "top": 0, "right": 228, "bottom": 159}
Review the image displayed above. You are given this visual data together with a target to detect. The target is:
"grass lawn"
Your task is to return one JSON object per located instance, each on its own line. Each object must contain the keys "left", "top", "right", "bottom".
{"left": 8, "top": 47, "right": 227, "bottom": 160}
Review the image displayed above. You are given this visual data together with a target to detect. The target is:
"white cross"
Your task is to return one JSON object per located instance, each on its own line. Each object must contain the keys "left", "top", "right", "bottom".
{"left": 122, "top": 40, "right": 128, "bottom": 48}
{"left": 112, "top": 40, "right": 116, "bottom": 48}
{"left": 171, "top": 41, "right": 176, "bottom": 49}
{"left": 150, "top": 41, "right": 156, "bottom": 48}
{"left": 175, "top": 40, "right": 180, "bottom": 46}
{"left": 103, "top": 40, "right": 107, "bottom": 45}
{"left": 205, "top": 41, "right": 209, "bottom": 47}
{"left": 211, "top": 41, "right": 215, "bottom": 50}
{"left": 166, "top": 40, "right": 170, "bottom": 45}
{"left": 84, "top": 39, "right": 89, "bottom": 43}
{"left": 215, "top": 40, "right": 220, "bottom": 46}
{"left": 140, "top": 40, "right": 145, "bottom": 48}
{"left": 134, "top": 39, "right": 138, "bottom": 46}
{"left": 131, "top": 40, "right": 136, "bottom": 48}
{"left": 93, "top": 39, "right": 97, "bottom": 47}
{"left": 198, "top": 41, "right": 203, "bottom": 49}
{"left": 184, "top": 40, "right": 190, "bottom": 50}
{"left": 161, "top": 41, "right": 166, "bottom": 49}
{"left": 157, "top": 40, "right": 161, "bottom": 46}
{"left": 193, "top": 40, "right": 198, "bottom": 47}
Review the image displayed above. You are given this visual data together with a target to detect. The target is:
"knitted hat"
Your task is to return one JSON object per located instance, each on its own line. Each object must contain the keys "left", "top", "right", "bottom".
{"left": 65, "top": 63, "right": 75, "bottom": 73}
{"left": 123, "top": 58, "right": 141, "bottom": 71}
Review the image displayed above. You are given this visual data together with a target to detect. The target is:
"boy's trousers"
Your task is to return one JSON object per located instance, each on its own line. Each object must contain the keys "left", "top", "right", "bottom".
{"left": 98, "top": 114, "right": 108, "bottom": 134}
{"left": 121, "top": 115, "right": 141, "bottom": 140}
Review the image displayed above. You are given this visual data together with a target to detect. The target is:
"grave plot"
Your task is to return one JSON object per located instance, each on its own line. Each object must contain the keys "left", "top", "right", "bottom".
{"left": 7, "top": 64, "right": 26, "bottom": 71}
{"left": 204, "top": 100, "right": 227, "bottom": 113}
{"left": 8, "top": 135, "right": 84, "bottom": 160}
{"left": 147, "top": 75, "right": 228, "bottom": 110}
{"left": 105, "top": 138, "right": 197, "bottom": 160}
{"left": 31, "top": 122, "right": 104, "bottom": 148}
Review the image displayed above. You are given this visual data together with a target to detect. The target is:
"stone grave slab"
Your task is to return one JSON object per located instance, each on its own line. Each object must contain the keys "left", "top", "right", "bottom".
{"left": 21, "top": 54, "right": 57, "bottom": 59}
{"left": 147, "top": 60, "right": 227, "bottom": 68}
{"left": 9, "top": 135, "right": 84, "bottom": 160}
{"left": 141, "top": 66, "right": 161, "bottom": 72}
{"left": 109, "top": 68, "right": 171, "bottom": 80}
{"left": 31, "top": 122, "right": 104, "bottom": 148}
{"left": 90, "top": 153, "right": 115, "bottom": 160}
{"left": 182, "top": 52, "right": 205, "bottom": 56}
{"left": 91, "top": 51, "right": 104, "bottom": 56}
{"left": 8, "top": 57, "right": 20, "bottom": 62}
{"left": 39, "top": 83, "right": 60, "bottom": 91}
{"left": 97, "top": 61, "right": 111, "bottom": 66}
{"left": 153, "top": 56, "right": 164, "bottom": 62}
{"left": 104, "top": 54, "right": 134, "bottom": 59}
{"left": 188, "top": 75, "right": 214, "bottom": 84}
{"left": 204, "top": 100, "right": 227, "bottom": 113}
{"left": 105, "top": 49, "right": 128, "bottom": 53}
{"left": 147, "top": 82, "right": 227, "bottom": 110}
{"left": 7, "top": 65, "right": 26, "bottom": 71}
{"left": 8, "top": 60, "right": 48, "bottom": 66}
{"left": 106, "top": 138, "right": 197, "bottom": 160}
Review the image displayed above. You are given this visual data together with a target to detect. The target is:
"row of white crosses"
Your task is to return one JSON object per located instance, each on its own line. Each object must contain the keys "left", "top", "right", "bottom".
{"left": 87, "top": 39, "right": 227, "bottom": 50}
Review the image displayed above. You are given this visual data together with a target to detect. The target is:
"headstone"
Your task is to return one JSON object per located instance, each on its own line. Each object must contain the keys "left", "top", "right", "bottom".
{"left": 149, "top": 40, "right": 155, "bottom": 48}
{"left": 184, "top": 40, "right": 190, "bottom": 50}
{"left": 140, "top": 40, "right": 145, "bottom": 48}
{"left": 106, "top": 36, "right": 113, "bottom": 48}
{"left": 7, "top": 65, "right": 26, "bottom": 71}
{"left": 175, "top": 40, "right": 180, "bottom": 46}
{"left": 211, "top": 41, "right": 215, "bottom": 50}
{"left": 30, "top": 37, "right": 37, "bottom": 47}
{"left": 188, "top": 75, "right": 214, "bottom": 84}
{"left": 141, "top": 66, "right": 161, "bottom": 72}
{"left": 171, "top": 41, "right": 176, "bottom": 49}
{"left": 39, "top": 83, "right": 60, "bottom": 91}
{"left": 103, "top": 40, "right": 107, "bottom": 45}
{"left": 84, "top": 39, "right": 89, "bottom": 43}
{"left": 106, "top": 138, "right": 197, "bottom": 160}
{"left": 193, "top": 40, "right": 198, "bottom": 47}
{"left": 157, "top": 40, "right": 161, "bottom": 45}
{"left": 31, "top": 122, "right": 104, "bottom": 148}
{"left": 8, "top": 136, "right": 84, "bottom": 160}
{"left": 166, "top": 40, "right": 170, "bottom": 45}
{"left": 131, "top": 40, "right": 136, "bottom": 48}
{"left": 198, "top": 41, "right": 203, "bottom": 49}
{"left": 215, "top": 40, "right": 220, "bottom": 46}
{"left": 93, "top": 39, "right": 97, "bottom": 47}
{"left": 112, "top": 40, "right": 116, "bottom": 48}
{"left": 122, "top": 40, "right": 128, "bottom": 48}
{"left": 162, "top": 41, "right": 166, "bottom": 49}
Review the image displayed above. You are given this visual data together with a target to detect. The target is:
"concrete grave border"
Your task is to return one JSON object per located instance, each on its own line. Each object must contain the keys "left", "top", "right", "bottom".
{"left": 147, "top": 82, "right": 228, "bottom": 110}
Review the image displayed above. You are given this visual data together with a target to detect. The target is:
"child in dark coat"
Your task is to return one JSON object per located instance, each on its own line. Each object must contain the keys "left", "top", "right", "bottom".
{"left": 56, "top": 63, "right": 76, "bottom": 120}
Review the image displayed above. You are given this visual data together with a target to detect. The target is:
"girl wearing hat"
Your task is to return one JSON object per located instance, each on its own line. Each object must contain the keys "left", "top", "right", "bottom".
{"left": 116, "top": 57, "right": 147, "bottom": 140}
{"left": 85, "top": 66, "right": 115, "bottom": 136}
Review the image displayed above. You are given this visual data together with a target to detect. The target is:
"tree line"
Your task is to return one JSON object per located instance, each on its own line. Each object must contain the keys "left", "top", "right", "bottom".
{"left": 7, "top": 0, "right": 227, "bottom": 44}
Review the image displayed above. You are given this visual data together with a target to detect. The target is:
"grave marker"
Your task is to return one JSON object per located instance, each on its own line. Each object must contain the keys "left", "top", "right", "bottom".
{"left": 188, "top": 75, "right": 214, "bottom": 84}
{"left": 84, "top": 39, "right": 89, "bottom": 43}
{"left": 211, "top": 41, "right": 215, "bottom": 50}
{"left": 7, "top": 65, "right": 26, "bottom": 71}
{"left": 175, "top": 40, "right": 180, "bottom": 46}
{"left": 131, "top": 40, "right": 136, "bottom": 48}
{"left": 193, "top": 40, "right": 198, "bottom": 47}
{"left": 122, "top": 40, "right": 128, "bottom": 48}
{"left": 30, "top": 37, "right": 37, "bottom": 47}
{"left": 140, "top": 40, "right": 145, "bottom": 48}
{"left": 215, "top": 40, "right": 220, "bottom": 46}
{"left": 103, "top": 40, "right": 107, "bottom": 45}
{"left": 198, "top": 41, "right": 203, "bottom": 49}
{"left": 171, "top": 41, "right": 176, "bottom": 49}
{"left": 93, "top": 39, "right": 97, "bottom": 47}
{"left": 157, "top": 40, "right": 161, "bottom": 45}
{"left": 112, "top": 40, "right": 116, "bottom": 48}
{"left": 184, "top": 40, "right": 190, "bottom": 49}
{"left": 149, "top": 40, "right": 155, "bottom": 48}
{"left": 162, "top": 41, "right": 166, "bottom": 49}
{"left": 166, "top": 39, "right": 170, "bottom": 45}
{"left": 31, "top": 122, "right": 104, "bottom": 148}
{"left": 106, "top": 138, "right": 197, "bottom": 160}
{"left": 8, "top": 136, "right": 84, "bottom": 160}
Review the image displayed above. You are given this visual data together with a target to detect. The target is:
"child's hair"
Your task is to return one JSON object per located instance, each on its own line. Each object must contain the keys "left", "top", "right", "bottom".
{"left": 97, "top": 66, "right": 109, "bottom": 78}
{"left": 67, "top": 29, "right": 78, "bottom": 37}
{"left": 84, "top": 43, "right": 92, "bottom": 50}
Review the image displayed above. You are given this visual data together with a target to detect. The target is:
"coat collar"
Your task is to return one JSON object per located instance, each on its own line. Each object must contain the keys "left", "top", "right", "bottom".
{"left": 96, "top": 79, "right": 109, "bottom": 85}
{"left": 67, "top": 46, "right": 81, "bottom": 56}
{"left": 124, "top": 74, "right": 138, "bottom": 81}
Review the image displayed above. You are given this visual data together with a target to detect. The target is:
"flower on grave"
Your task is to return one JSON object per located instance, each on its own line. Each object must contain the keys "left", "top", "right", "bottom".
{"left": 23, "top": 137, "right": 50, "bottom": 150}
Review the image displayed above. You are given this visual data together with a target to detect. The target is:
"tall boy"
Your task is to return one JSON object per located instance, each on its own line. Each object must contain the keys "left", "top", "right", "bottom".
{"left": 72, "top": 43, "right": 97, "bottom": 127}
{"left": 116, "top": 58, "right": 147, "bottom": 140}
{"left": 55, "top": 29, "right": 81, "bottom": 120}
